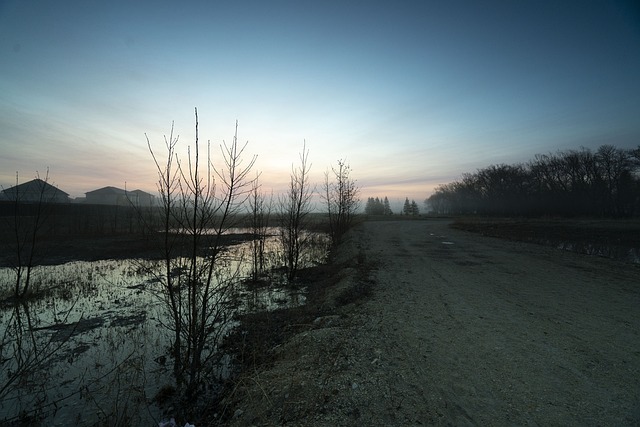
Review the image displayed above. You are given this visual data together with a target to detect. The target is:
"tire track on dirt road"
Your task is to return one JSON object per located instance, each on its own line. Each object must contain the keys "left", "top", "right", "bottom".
{"left": 361, "top": 219, "right": 640, "bottom": 426}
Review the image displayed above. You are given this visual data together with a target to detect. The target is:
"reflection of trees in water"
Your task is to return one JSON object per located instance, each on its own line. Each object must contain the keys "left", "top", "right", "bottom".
{"left": 0, "top": 293, "right": 157, "bottom": 424}
{"left": 0, "top": 230, "right": 330, "bottom": 424}
{"left": 0, "top": 225, "right": 331, "bottom": 422}
{"left": 1, "top": 301, "right": 66, "bottom": 422}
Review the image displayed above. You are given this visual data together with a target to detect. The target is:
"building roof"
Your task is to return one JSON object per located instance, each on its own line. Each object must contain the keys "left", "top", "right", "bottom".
{"left": 85, "top": 186, "right": 154, "bottom": 197}
{"left": 130, "top": 189, "right": 154, "bottom": 196}
{"left": 85, "top": 186, "right": 126, "bottom": 196}
{"left": 1, "top": 178, "right": 69, "bottom": 196}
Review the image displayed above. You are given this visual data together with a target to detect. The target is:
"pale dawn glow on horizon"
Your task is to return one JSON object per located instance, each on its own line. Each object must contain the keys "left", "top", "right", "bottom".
{"left": 1, "top": 1, "right": 639, "bottom": 207}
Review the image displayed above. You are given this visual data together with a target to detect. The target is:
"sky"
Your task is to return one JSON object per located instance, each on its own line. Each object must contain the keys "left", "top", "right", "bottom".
{"left": 1, "top": 0, "right": 639, "bottom": 210}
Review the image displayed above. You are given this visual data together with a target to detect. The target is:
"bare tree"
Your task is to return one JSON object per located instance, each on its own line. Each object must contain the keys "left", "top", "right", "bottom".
{"left": 247, "top": 172, "right": 272, "bottom": 282}
{"left": 427, "top": 145, "right": 640, "bottom": 217}
{"left": 278, "top": 141, "right": 313, "bottom": 282}
{"left": 323, "top": 159, "right": 359, "bottom": 245}
{"left": 146, "top": 109, "right": 256, "bottom": 399}
{"left": 595, "top": 145, "right": 635, "bottom": 216}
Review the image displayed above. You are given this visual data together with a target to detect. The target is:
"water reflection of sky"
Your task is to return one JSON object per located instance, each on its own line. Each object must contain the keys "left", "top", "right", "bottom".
{"left": 0, "top": 234, "right": 328, "bottom": 425}
{"left": 1, "top": 259, "right": 170, "bottom": 424}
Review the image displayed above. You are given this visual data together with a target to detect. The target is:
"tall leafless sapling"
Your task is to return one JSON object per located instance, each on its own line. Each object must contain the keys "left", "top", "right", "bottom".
{"left": 146, "top": 109, "right": 256, "bottom": 399}
{"left": 278, "top": 141, "right": 313, "bottom": 282}
{"left": 3, "top": 170, "right": 56, "bottom": 298}
{"left": 323, "top": 159, "right": 359, "bottom": 245}
{"left": 247, "top": 173, "right": 272, "bottom": 282}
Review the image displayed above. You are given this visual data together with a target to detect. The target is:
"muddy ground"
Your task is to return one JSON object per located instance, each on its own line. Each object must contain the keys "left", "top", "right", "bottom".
{"left": 221, "top": 219, "right": 640, "bottom": 426}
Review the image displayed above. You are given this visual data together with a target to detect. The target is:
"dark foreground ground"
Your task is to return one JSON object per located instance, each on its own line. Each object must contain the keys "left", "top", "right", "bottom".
{"left": 2, "top": 218, "right": 638, "bottom": 425}
{"left": 221, "top": 218, "right": 640, "bottom": 426}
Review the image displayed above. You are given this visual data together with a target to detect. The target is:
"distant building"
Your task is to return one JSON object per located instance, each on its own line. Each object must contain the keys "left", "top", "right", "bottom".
{"left": 128, "top": 189, "right": 155, "bottom": 207}
{"left": 85, "top": 186, "right": 155, "bottom": 207}
{"left": 85, "top": 186, "right": 126, "bottom": 206}
{"left": 0, "top": 179, "right": 70, "bottom": 203}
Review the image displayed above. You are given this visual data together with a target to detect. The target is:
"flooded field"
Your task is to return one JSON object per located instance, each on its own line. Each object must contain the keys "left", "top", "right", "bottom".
{"left": 0, "top": 232, "right": 329, "bottom": 425}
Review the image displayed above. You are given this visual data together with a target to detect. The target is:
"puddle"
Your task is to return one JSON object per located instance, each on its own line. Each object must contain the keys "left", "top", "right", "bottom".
{"left": 0, "top": 231, "right": 329, "bottom": 425}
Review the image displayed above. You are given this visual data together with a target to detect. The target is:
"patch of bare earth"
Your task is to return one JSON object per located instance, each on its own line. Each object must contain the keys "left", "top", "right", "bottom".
{"left": 220, "top": 219, "right": 640, "bottom": 426}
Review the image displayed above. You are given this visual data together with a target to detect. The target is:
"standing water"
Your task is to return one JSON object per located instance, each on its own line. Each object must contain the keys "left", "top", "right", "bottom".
{"left": 0, "top": 231, "right": 329, "bottom": 425}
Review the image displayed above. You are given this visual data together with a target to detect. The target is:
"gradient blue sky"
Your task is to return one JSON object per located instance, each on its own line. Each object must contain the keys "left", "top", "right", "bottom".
{"left": 1, "top": 1, "right": 639, "bottom": 208}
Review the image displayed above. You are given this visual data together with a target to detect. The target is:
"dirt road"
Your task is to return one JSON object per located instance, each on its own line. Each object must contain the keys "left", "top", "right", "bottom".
{"left": 225, "top": 220, "right": 640, "bottom": 426}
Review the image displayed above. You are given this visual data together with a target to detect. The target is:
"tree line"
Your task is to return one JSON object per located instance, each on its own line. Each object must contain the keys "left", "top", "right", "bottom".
{"left": 427, "top": 145, "right": 640, "bottom": 217}
{"left": 364, "top": 196, "right": 393, "bottom": 215}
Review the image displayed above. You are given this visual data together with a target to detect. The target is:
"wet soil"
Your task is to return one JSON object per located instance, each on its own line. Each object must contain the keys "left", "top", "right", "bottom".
{"left": 221, "top": 219, "right": 640, "bottom": 426}
{"left": 0, "top": 232, "right": 255, "bottom": 268}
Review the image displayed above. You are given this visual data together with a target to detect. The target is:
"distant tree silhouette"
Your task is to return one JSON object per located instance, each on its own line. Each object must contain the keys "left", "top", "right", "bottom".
{"left": 403, "top": 198, "right": 411, "bottom": 215}
{"left": 365, "top": 196, "right": 392, "bottom": 215}
{"left": 427, "top": 145, "right": 640, "bottom": 217}
{"left": 383, "top": 196, "right": 392, "bottom": 215}
{"left": 365, "top": 197, "right": 383, "bottom": 215}
{"left": 410, "top": 199, "right": 419, "bottom": 215}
